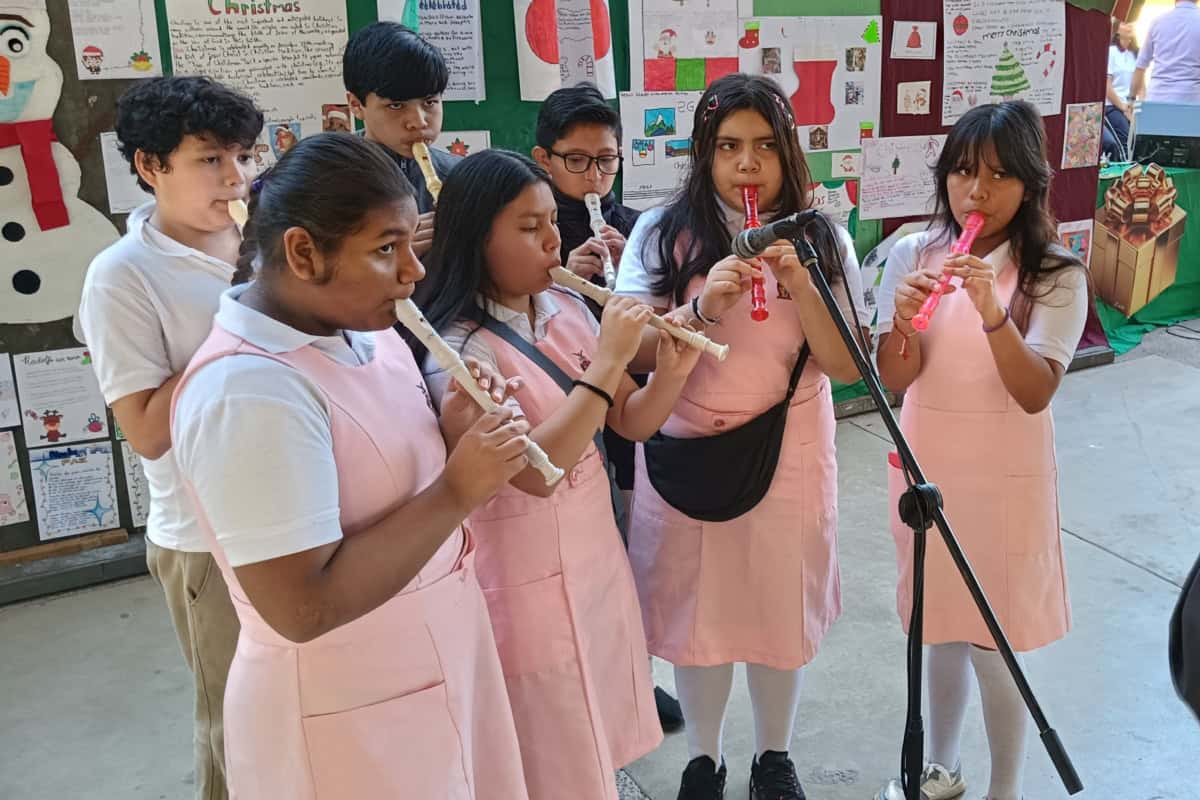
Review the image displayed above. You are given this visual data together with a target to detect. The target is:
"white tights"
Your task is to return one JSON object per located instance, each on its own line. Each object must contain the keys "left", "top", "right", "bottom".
{"left": 673, "top": 662, "right": 804, "bottom": 762}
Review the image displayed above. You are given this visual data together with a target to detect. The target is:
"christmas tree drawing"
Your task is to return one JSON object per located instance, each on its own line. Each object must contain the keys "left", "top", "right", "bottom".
{"left": 990, "top": 46, "right": 1031, "bottom": 99}
{"left": 862, "top": 19, "right": 880, "bottom": 44}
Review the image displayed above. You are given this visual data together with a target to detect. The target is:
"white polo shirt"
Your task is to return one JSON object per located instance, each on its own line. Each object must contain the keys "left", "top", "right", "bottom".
{"left": 77, "top": 203, "right": 233, "bottom": 552}
{"left": 874, "top": 231, "right": 1088, "bottom": 369}
{"left": 172, "top": 284, "right": 376, "bottom": 567}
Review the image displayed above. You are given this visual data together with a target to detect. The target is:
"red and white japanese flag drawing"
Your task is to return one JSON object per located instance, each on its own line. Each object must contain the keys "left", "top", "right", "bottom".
{"left": 514, "top": 0, "right": 616, "bottom": 101}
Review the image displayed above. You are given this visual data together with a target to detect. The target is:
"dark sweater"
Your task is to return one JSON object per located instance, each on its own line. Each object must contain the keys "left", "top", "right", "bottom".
{"left": 553, "top": 187, "right": 641, "bottom": 275}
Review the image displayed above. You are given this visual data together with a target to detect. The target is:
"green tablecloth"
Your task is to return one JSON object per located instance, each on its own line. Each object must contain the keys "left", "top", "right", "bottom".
{"left": 1096, "top": 164, "right": 1200, "bottom": 353}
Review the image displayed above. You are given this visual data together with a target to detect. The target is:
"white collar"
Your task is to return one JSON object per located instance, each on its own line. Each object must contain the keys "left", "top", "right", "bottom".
{"left": 216, "top": 283, "right": 374, "bottom": 361}
{"left": 128, "top": 201, "right": 235, "bottom": 275}
{"left": 476, "top": 290, "right": 562, "bottom": 340}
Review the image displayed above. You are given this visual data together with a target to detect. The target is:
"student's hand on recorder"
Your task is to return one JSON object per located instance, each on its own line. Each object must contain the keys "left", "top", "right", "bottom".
{"left": 894, "top": 268, "right": 957, "bottom": 322}
{"left": 695, "top": 255, "right": 757, "bottom": 321}
{"left": 439, "top": 357, "right": 525, "bottom": 444}
{"left": 596, "top": 295, "right": 654, "bottom": 367}
{"left": 599, "top": 225, "right": 627, "bottom": 266}
{"left": 565, "top": 238, "right": 608, "bottom": 279}
{"left": 442, "top": 406, "right": 530, "bottom": 510}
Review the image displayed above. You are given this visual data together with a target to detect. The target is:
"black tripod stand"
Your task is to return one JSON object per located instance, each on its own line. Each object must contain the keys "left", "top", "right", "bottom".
{"left": 790, "top": 235, "right": 1083, "bottom": 800}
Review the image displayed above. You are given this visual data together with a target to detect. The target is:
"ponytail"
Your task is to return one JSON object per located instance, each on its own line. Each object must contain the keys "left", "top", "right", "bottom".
{"left": 231, "top": 172, "right": 268, "bottom": 286}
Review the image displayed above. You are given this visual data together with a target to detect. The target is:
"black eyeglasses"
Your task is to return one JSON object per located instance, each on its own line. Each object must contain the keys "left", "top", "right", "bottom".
{"left": 548, "top": 149, "right": 623, "bottom": 175}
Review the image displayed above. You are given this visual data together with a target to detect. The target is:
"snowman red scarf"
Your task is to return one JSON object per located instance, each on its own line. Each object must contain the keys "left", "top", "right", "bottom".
{"left": 0, "top": 118, "right": 69, "bottom": 230}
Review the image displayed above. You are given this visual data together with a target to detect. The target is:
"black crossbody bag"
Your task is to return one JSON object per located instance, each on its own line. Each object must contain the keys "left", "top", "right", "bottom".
{"left": 641, "top": 343, "right": 811, "bottom": 522}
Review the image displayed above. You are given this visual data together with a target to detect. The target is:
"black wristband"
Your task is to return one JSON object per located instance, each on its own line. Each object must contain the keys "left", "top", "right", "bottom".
{"left": 691, "top": 295, "right": 719, "bottom": 326}
{"left": 572, "top": 379, "right": 614, "bottom": 408}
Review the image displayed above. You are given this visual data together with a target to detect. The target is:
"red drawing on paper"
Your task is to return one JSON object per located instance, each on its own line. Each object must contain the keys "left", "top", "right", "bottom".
{"left": 526, "top": 0, "right": 612, "bottom": 65}
{"left": 790, "top": 56, "right": 837, "bottom": 126}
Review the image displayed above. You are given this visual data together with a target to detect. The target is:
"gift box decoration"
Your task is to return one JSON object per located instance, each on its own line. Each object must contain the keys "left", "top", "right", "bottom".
{"left": 1093, "top": 163, "right": 1187, "bottom": 316}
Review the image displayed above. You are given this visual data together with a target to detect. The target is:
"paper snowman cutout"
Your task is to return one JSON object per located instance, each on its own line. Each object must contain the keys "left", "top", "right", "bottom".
{"left": 1, "top": 0, "right": 119, "bottom": 327}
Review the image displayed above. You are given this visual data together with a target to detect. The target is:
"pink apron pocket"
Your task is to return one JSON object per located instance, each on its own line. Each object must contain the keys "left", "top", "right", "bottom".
{"left": 302, "top": 681, "right": 471, "bottom": 799}
{"left": 483, "top": 573, "right": 578, "bottom": 677}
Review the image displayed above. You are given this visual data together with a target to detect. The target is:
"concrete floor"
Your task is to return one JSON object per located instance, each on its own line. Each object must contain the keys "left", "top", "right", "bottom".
{"left": 2, "top": 351, "right": 1198, "bottom": 799}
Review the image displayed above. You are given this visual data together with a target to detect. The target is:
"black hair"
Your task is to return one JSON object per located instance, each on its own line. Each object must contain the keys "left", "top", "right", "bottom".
{"left": 232, "top": 133, "right": 415, "bottom": 286}
{"left": 535, "top": 82, "right": 622, "bottom": 149}
{"left": 343, "top": 22, "right": 449, "bottom": 103}
{"left": 417, "top": 150, "right": 552, "bottom": 353}
{"left": 115, "top": 77, "right": 263, "bottom": 193}
{"left": 648, "top": 73, "right": 844, "bottom": 305}
{"left": 927, "top": 101, "right": 1089, "bottom": 333}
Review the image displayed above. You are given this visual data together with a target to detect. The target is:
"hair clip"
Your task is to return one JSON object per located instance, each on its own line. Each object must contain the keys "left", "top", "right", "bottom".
{"left": 773, "top": 93, "right": 793, "bottom": 125}
{"left": 702, "top": 94, "right": 720, "bottom": 123}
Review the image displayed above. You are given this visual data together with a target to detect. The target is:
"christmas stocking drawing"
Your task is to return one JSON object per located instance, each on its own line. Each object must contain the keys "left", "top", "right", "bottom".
{"left": 790, "top": 45, "right": 837, "bottom": 127}
{"left": 0, "top": 0, "right": 117, "bottom": 326}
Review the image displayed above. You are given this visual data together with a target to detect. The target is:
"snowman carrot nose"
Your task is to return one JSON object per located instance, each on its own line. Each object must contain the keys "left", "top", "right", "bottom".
{"left": 0, "top": 56, "right": 10, "bottom": 97}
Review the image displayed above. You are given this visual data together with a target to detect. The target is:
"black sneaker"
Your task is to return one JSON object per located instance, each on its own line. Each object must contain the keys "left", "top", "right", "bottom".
{"left": 677, "top": 755, "right": 727, "bottom": 800}
{"left": 656, "top": 686, "right": 685, "bottom": 732}
{"left": 749, "top": 750, "right": 806, "bottom": 800}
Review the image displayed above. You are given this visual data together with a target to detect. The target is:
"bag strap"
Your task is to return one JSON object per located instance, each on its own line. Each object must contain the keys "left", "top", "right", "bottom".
{"left": 785, "top": 342, "right": 813, "bottom": 401}
{"left": 479, "top": 314, "right": 610, "bottom": 465}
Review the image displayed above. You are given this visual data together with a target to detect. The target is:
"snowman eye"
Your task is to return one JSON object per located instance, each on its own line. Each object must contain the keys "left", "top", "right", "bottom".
{"left": 2, "top": 25, "right": 30, "bottom": 57}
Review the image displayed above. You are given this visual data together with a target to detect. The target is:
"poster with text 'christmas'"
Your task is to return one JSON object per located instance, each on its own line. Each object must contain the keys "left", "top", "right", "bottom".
{"left": 119, "top": 441, "right": 149, "bottom": 528}
{"left": 165, "top": 0, "right": 348, "bottom": 165}
{"left": 619, "top": 91, "right": 703, "bottom": 211}
{"left": 859, "top": 135, "right": 946, "bottom": 220}
{"left": 67, "top": 0, "right": 162, "bottom": 80}
{"left": 29, "top": 444, "right": 119, "bottom": 541}
{"left": 13, "top": 348, "right": 109, "bottom": 448}
{"left": 739, "top": 17, "right": 882, "bottom": 153}
{"left": 630, "top": 0, "right": 741, "bottom": 93}
{"left": 378, "top": 0, "right": 485, "bottom": 102}
{"left": 0, "top": 431, "right": 30, "bottom": 528}
{"left": 0, "top": 354, "right": 18, "bottom": 429}
{"left": 942, "top": 0, "right": 1065, "bottom": 126}
{"left": 515, "top": 0, "right": 616, "bottom": 100}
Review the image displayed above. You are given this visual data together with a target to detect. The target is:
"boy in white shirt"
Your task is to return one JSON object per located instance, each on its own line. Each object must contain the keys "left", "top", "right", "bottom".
{"left": 76, "top": 76, "right": 262, "bottom": 800}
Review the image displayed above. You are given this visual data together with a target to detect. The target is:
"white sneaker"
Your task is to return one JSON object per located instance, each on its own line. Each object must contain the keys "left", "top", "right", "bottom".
{"left": 872, "top": 763, "right": 966, "bottom": 800}
{"left": 920, "top": 763, "right": 967, "bottom": 800}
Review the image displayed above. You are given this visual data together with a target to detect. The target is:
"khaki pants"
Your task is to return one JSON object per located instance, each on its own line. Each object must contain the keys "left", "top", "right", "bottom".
{"left": 147, "top": 540, "right": 240, "bottom": 800}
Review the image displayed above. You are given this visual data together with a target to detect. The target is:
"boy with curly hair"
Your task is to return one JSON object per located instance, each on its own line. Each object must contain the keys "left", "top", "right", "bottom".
{"left": 76, "top": 76, "right": 262, "bottom": 800}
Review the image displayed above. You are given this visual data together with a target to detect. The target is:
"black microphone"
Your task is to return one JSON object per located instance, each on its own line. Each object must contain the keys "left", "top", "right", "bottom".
{"left": 730, "top": 209, "right": 821, "bottom": 258}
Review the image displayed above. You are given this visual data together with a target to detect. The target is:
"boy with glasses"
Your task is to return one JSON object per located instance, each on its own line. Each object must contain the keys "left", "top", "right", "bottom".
{"left": 532, "top": 81, "right": 686, "bottom": 736}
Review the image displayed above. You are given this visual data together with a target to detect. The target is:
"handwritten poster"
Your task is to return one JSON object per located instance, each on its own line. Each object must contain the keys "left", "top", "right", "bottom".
{"left": 13, "top": 348, "right": 109, "bottom": 448}
{"left": 619, "top": 90, "right": 703, "bottom": 211}
{"left": 1062, "top": 102, "right": 1102, "bottom": 170}
{"left": 100, "top": 132, "right": 154, "bottom": 215}
{"left": 859, "top": 135, "right": 946, "bottom": 220}
{"left": 29, "top": 444, "right": 119, "bottom": 541}
{"left": 1058, "top": 219, "right": 1093, "bottom": 267}
{"left": 378, "top": 0, "right": 486, "bottom": 102}
{"left": 0, "top": 431, "right": 30, "bottom": 528}
{"left": 67, "top": 0, "right": 162, "bottom": 80}
{"left": 166, "top": 0, "right": 348, "bottom": 159}
{"left": 891, "top": 20, "right": 937, "bottom": 60}
{"left": 515, "top": 0, "right": 616, "bottom": 100}
{"left": 433, "top": 129, "right": 491, "bottom": 158}
{"left": 0, "top": 354, "right": 18, "bottom": 429}
{"left": 119, "top": 441, "right": 150, "bottom": 528}
{"left": 942, "top": 0, "right": 1065, "bottom": 125}
{"left": 739, "top": 17, "right": 883, "bottom": 153}
{"left": 629, "top": 0, "right": 740, "bottom": 93}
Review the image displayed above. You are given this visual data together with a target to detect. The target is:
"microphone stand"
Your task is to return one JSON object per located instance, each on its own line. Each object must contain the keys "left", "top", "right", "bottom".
{"left": 790, "top": 236, "right": 1083, "bottom": 799}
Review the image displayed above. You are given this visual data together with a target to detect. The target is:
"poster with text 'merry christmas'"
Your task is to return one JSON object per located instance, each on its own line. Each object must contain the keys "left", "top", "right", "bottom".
{"left": 377, "top": 0, "right": 485, "bottom": 102}
{"left": 29, "top": 444, "right": 119, "bottom": 541}
{"left": 515, "top": 0, "right": 616, "bottom": 101}
{"left": 66, "top": 0, "right": 162, "bottom": 80}
{"left": 13, "top": 348, "right": 109, "bottom": 448}
{"left": 165, "top": 0, "right": 348, "bottom": 167}
{"left": 942, "top": 0, "right": 1065, "bottom": 126}
{"left": 619, "top": 91, "right": 702, "bottom": 211}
